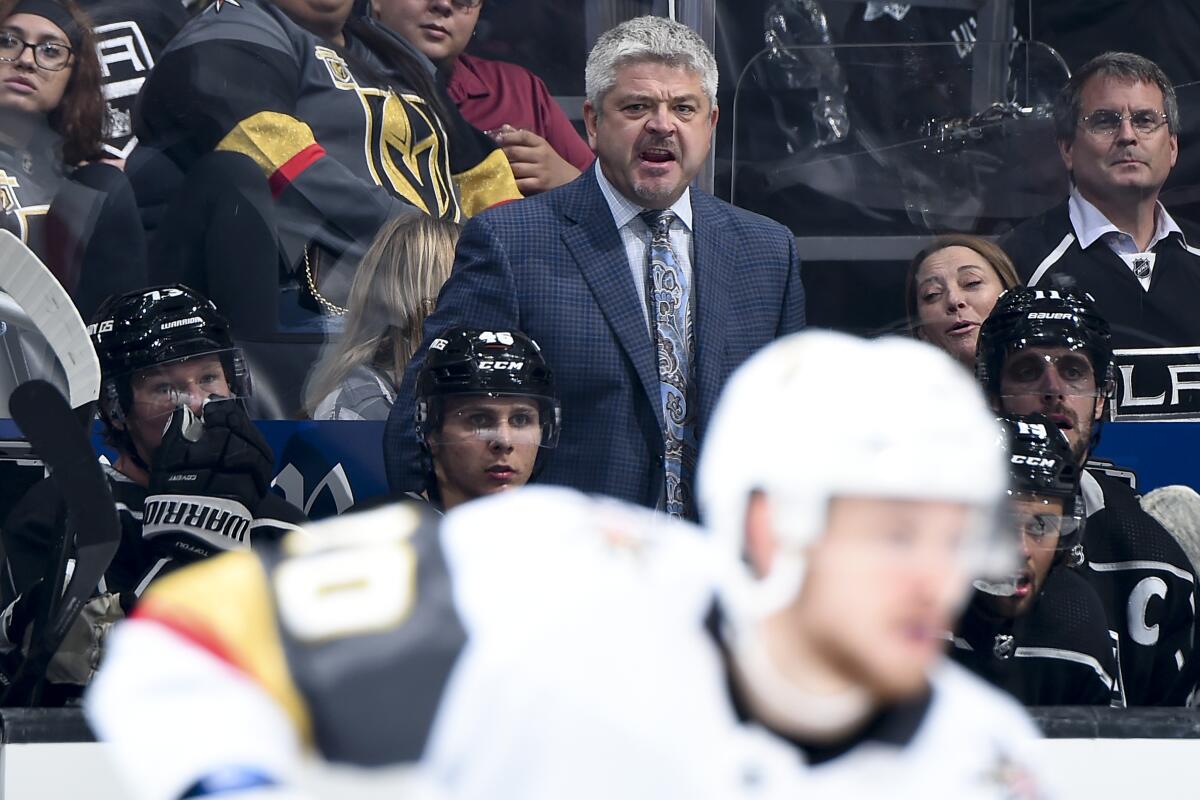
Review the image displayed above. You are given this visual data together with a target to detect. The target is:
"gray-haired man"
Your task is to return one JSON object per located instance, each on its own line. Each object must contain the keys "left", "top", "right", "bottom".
{"left": 384, "top": 15, "right": 805, "bottom": 520}
{"left": 1002, "top": 51, "right": 1200, "bottom": 351}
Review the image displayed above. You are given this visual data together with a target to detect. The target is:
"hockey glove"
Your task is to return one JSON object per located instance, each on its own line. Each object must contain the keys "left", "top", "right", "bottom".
{"left": 144, "top": 399, "right": 275, "bottom": 562}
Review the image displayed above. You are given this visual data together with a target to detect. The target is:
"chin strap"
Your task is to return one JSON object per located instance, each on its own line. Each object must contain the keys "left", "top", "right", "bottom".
{"left": 726, "top": 620, "right": 876, "bottom": 744}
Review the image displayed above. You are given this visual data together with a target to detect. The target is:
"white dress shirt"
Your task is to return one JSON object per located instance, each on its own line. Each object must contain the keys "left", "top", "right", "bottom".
{"left": 594, "top": 165, "right": 695, "bottom": 333}
{"left": 1068, "top": 187, "right": 1186, "bottom": 291}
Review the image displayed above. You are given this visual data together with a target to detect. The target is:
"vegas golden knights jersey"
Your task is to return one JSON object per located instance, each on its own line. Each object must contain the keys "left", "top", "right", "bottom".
{"left": 89, "top": 489, "right": 1051, "bottom": 800}
{"left": 0, "top": 129, "right": 62, "bottom": 251}
{"left": 136, "top": 0, "right": 519, "bottom": 275}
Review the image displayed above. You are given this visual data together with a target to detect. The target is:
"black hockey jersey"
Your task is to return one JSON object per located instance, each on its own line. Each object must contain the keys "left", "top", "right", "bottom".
{"left": 950, "top": 566, "right": 1117, "bottom": 706}
{"left": 1001, "top": 200, "right": 1200, "bottom": 349}
{"left": 1077, "top": 469, "right": 1199, "bottom": 706}
{"left": 77, "top": 0, "right": 191, "bottom": 160}
{"left": 0, "top": 465, "right": 306, "bottom": 606}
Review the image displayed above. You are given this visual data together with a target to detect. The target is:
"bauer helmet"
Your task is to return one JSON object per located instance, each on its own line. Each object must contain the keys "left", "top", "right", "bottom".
{"left": 976, "top": 287, "right": 1114, "bottom": 402}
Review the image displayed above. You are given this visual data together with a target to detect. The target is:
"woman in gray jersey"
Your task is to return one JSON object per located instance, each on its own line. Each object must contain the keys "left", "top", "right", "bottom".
{"left": 0, "top": 0, "right": 145, "bottom": 317}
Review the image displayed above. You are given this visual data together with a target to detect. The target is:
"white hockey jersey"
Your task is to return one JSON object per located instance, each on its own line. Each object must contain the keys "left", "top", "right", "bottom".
{"left": 87, "top": 487, "right": 1051, "bottom": 800}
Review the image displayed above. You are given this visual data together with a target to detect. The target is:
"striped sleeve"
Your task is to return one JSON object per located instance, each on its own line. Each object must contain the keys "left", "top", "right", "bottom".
{"left": 131, "top": 549, "right": 314, "bottom": 746}
{"left": 217, "top": 112, "right": 328, "bottom": 199}
{"left": 453, "top": 148, "right": 523, "bottom": 218}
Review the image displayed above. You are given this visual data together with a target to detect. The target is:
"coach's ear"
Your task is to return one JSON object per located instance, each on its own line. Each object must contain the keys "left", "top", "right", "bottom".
{"left": 583, "top": 99, "right": 599, "bottom": 152}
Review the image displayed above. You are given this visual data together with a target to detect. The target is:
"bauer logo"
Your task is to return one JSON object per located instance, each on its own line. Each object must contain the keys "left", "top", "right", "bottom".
{"left": 1111, "top": 346, "right": 1200, "bottom": 421}
{"left": 1027, "top": 312, "right": 1074, "bottom": 321}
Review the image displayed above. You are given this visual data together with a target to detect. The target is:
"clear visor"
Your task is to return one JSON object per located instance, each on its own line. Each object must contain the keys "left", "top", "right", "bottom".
{"left": 1009, "top": 503, "right": 1083, "bottom": 548}
{"left": 118, "top": 349, "right": 244, "bottom": 425}
{"left": 974, "top": 496, "right": 1082, "bottom": 597}
{"left": 998, "top": 349, "right": 1104, "bottom": 398}
{"left": 426, "top": 394, "right": 559, "bottom": 449}
{"left": 774, "top": 494, "right": 1017, "bottom": 579}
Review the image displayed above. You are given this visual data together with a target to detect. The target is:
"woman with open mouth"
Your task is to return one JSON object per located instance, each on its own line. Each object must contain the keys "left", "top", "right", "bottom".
{"left": 905, "top": 233, "right": 1019, "bottom": 369}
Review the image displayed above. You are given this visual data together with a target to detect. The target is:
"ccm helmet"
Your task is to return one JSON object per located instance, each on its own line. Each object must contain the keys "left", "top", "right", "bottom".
{"left": 999, "top": 412, "right": 1085, "bottom": 559}
{"left": 699, "top": 330, "right": 1012, "bottom": 624}
{"left": 976, "top": 287, "right": 1113, "bottom": 402}
{"left": 415, "top": 328, "right": 561, "bottom": 448}
{"left": 89, "top": 285, "right": 249, "bottom": 426}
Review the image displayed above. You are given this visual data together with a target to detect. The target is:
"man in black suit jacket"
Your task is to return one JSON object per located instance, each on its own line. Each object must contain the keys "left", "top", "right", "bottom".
{"left": 384, "top": 16, "right": 805, "bottom": 519}
{"left": 1002, "top": 51, "right": 1200, "bottom": 350}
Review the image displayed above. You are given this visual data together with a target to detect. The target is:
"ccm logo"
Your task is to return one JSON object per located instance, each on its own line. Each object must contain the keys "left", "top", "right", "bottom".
{"left": 1027, "top": 312, "right": 1073, "bottom": 320}
{"left": 478, "top": 360, "right": 524, "bottom": 371}
{"left": 1012, "top": 455, "right": 1056, "bottom": 468}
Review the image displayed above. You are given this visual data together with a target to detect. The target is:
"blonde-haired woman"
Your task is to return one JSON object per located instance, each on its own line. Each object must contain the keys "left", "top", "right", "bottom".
{"left": 305, "top": 215, "right": 460, "bottom": 421}
{"left": 906, "top": 234, "right": 1020, "bottom": 369}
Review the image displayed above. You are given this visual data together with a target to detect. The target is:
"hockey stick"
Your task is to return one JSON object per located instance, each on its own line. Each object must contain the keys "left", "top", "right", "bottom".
{"left": 0, "top": 229, "right": 101, "bottom": 409}
{"left": 0, "top": 381, "right": 120, "bottom": 705}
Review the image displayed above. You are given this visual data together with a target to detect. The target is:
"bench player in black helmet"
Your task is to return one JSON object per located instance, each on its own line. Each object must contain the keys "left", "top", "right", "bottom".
{"left": 951, "top": 413, "right": 1117, "bottom": 705}
{"left": 414, "top": 328, "right": 561, "bottom": 512}
{"left": 977, "top": 287, "right": 1198, "bottom": 705}
{"left": 0, "top": 285, "right": 305, "bottom": 694}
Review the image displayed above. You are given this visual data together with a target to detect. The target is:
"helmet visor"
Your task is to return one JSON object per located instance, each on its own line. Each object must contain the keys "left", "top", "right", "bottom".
{"left": 1005, "top": 495, "right": 1083, "bottom": 551}
{"left": 117, "top": 349, "right": 247, "bottom": 426}
{"left": 975, "top": 496, "right": 1082, "bottom": 598}
{"left": 425, "top": 393, "right": 560, "bottom": 449}
{"left": 998, "top": 348, "right": 1105, "bottom": 398}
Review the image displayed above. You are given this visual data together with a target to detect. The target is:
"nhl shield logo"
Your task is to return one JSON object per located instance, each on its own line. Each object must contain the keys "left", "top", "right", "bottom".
{"left": 992, "top": 633, "right": 1015, "bottom": 660}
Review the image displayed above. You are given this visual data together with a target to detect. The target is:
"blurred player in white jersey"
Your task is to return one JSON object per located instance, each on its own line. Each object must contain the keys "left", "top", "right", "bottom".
{"left": 86, "top": 330, "right": 1050, "bottom": 799}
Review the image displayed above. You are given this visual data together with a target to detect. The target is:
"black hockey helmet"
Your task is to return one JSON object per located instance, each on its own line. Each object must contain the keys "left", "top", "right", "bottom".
{"left": 89, "top": 285, "right": 250, "bottom": 425}
{"left": 999, "top": 412, "right": 1085, "bottom": 557}
{"left": 415, "top": 328, "right": 561, "bottom": 448}
{"left": 976, "top": 287, "right": 1114, "bottom": 402}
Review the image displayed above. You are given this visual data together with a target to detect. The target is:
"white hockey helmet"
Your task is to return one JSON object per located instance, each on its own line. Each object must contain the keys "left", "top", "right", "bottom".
{"left": 698, "top": 330, "right": 1011, "bottom": 622}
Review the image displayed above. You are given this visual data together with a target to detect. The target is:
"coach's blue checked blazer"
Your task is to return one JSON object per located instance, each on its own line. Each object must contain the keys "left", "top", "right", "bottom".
{"left": 383, "top": 165, "right": 805, "bottom": 515}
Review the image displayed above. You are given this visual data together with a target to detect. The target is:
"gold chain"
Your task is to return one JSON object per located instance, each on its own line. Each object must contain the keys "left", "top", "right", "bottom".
{"left": 304, "top": 245, "right": 347, "bottom": 316}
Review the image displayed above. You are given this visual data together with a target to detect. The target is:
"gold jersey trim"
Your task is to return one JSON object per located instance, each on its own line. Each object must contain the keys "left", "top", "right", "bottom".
{"left": 454, "top": 148, "right": 522, "bottom": 218}
{"left": 216, "top": 111, "right": 318, "bottom": 178}
{"left": 136, "top": 550, "right": 315, "bottom": 747}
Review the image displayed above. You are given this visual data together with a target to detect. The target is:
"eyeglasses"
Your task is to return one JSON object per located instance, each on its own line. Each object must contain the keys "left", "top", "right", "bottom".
{"left": 1079, "top": 109, "right": 1169, "bottom": 137}
{"left": 0, "top": 32, "right": 73, "bottom": 71}
{"left": 449, "top": 0, "right": 482, "bottom": 9}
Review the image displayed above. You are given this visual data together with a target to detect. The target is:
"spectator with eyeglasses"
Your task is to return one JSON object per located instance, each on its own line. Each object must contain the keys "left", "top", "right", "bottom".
{"left": 1001, "top": 52, "right": 1200, "bottom": 350}
{"left": 0, "top": 0, "right": 146, "bottom": 317}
